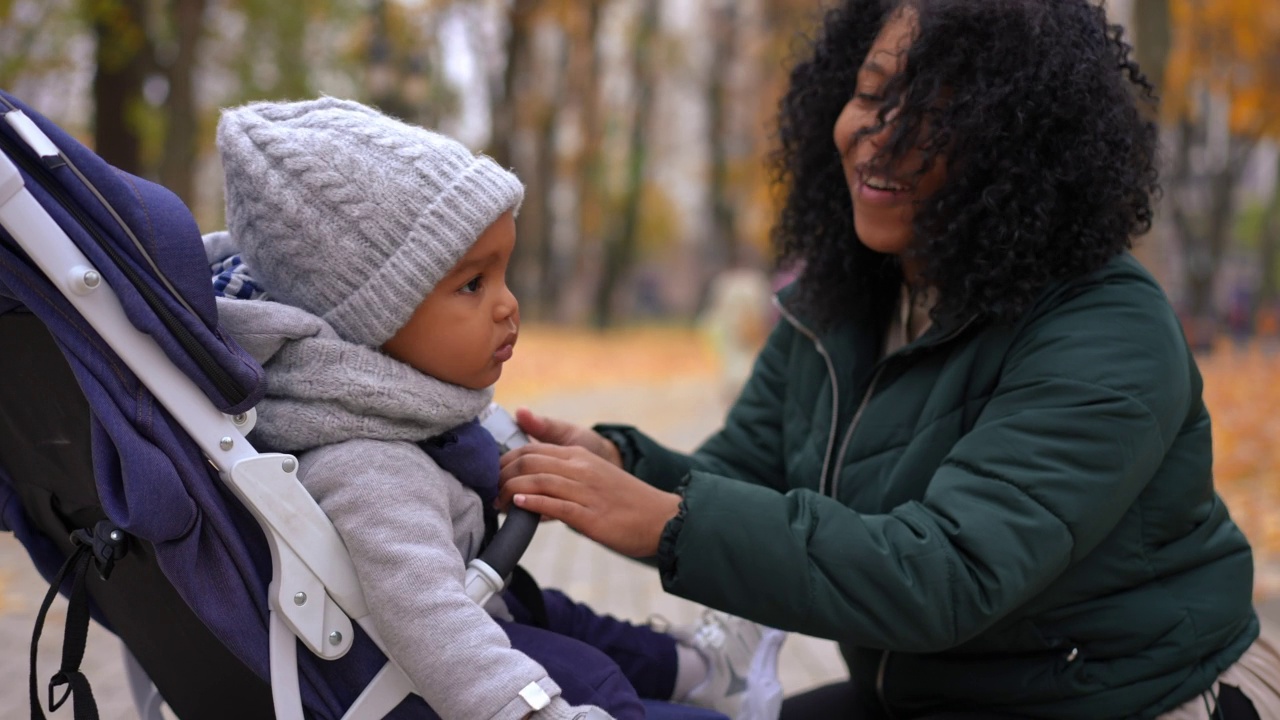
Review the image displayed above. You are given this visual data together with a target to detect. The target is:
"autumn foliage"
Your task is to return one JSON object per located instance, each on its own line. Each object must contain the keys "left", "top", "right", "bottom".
{"left": 1199, "top": 341, "right": 1280, "bottom": 598}
{"left": 1164, "top": 0, "right": 1280, "bottom": 135}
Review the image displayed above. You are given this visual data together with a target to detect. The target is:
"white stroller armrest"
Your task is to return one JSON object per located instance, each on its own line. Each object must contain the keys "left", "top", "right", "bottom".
{"left": 229, "top": 454, "right": 363, "bottom": 659}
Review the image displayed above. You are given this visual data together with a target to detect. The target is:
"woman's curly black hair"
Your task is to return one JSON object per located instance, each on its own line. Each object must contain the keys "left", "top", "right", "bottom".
{"left": 772, "top": 0, "right": 1160, "bottom": 329}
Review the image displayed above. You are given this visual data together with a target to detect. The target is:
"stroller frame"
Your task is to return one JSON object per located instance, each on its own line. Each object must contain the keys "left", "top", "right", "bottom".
{"left": 0, "top": 108, "right": 418, "bottom": 720}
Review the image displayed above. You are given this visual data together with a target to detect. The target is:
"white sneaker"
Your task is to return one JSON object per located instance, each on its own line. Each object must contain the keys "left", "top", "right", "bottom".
{"left": 681, "top": 610, "right": 787, "bottom": 720}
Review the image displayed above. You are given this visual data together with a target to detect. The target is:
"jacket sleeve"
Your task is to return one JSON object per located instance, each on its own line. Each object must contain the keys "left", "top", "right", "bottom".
{"left": 654, "top": 278, "right": 1194, "bottom": 653}
{"left": 300, "top": 439, "right": 598, "bottom": 720}
{"left": 596, "top": 317, "right": 796, "bottom": 494}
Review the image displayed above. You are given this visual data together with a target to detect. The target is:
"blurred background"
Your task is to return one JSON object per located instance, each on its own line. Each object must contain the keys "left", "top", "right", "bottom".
{"left": 4, "top": 0, "right": 1280, "bottom": 714}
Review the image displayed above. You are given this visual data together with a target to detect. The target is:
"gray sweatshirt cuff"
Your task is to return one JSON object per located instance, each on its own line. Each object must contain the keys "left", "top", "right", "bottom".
{"left": 488, "top": 677, "right": 613, "bottom": 720}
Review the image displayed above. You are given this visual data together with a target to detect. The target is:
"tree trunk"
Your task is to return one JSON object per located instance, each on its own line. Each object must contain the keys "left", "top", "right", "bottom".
{"left": 560, "top": 0, "right": 605, "bottom": 323}
{"left": 1255, "top": 155, "right": 1280, "bottom": 323}
{"left": 529, "top": 37, "right": 569, "bottom": 320}
{"left": 1170, "top": 116, "right": 1257, "bottom": 349}
{"left": 89, "top": 0, "right": 151, "bottom": 175}
{"left": 593, "top": 0, "right": 660, "bottom": 329}
{"left": 490, "top": 0, "right": 538, "bottom": 169}
{"left": 706, "top": 0, "right": 740, "bottom": 272}
{"left": 1132, "top": 0, "right": 1171, "bottom": 102}
{"left": 158, "top": 0, "right": 207, "bottom": 209}
{"left": 274, "top": 1, "right": 309, "bottom": 98}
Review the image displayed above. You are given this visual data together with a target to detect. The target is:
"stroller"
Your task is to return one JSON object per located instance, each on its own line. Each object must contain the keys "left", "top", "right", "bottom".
{"left": 0, "top": 90, "right": 716, "bottom": 720}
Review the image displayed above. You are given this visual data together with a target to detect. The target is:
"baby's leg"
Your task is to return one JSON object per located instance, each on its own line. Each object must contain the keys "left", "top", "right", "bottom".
{"left": 504, "top": 588, "right": 681, "bottom": 700}
{"left": 497, "top": 616, "right": 646, "bottom": 720}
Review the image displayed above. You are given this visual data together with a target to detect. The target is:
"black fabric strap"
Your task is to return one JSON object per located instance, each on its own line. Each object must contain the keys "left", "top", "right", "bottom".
{"left": 28, "top": 521, "right": 127, "bottom": 720}
{"left": 30, "top": 545, "right": 95, "bottom": 720}
{"left": 1219, "top": 683, "right": 1261, "bottom": 720}
{"left": 506, "top": 564, "right": 549, "bottom": 629}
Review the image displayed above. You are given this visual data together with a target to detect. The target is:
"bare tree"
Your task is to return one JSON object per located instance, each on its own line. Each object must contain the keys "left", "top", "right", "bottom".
{"left": 87, "top": 0, "right": 152, "bottom": 175}
{"left": 706, "top": 0, "right": 741, "bottom": 271}
{"left": 1167, "top": 115, "right": 1258, "bottom": 346}
{"left": 564, "top": 0, "right": 606, "bottom": 323}
{"left": 1256, "top": 155, "right": 1280, "bottom": 317}
{"left": 158, "top": 0, "right": 208, "bottom": 207}
{"left": 1131, "top": 0, "right": 1171, "bottom": 103}
{"left": 594, "top": 0, "right": 660, "bottom": 328}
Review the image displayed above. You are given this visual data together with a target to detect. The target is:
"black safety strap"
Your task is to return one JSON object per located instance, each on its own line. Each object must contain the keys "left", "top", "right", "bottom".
{"left": 1219, "top": 683, "right": 1261, "bottom": 720}
{"left": 506, "top": 564, "right": 549, "bottom": 629}
{"left": 28, "top": 521, "right": 128, "bottom": 720}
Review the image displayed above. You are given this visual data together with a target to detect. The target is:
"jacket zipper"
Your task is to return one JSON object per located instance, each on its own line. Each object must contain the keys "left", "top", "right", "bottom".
{"left": 828, "top": 315, "right": 979, "bottom": 500}
{"left": 775, "top": 296, "right": 979, "bottom": 717}
{"left": 774, "top": 297, "right": 842, "bottom": 496}
{"left": 829, "top": 365, "right": 885, "bottom": 500}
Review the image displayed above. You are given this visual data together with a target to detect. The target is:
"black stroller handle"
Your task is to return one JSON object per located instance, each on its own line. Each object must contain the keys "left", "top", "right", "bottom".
{"left": 478, "top": 507, "right": 540, "bottom": 578}
{"left": 466, "top": 403, "right": 540, "bottom": 604}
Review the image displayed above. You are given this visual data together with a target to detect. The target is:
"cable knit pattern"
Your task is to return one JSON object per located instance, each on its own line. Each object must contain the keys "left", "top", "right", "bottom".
{"left": 214, "top": 295, "right": 491, "bottom": 451}
{"left": 216, "top": 97, "right": 524, "bottom": 347}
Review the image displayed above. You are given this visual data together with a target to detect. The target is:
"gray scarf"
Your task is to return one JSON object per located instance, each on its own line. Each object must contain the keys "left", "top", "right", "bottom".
{"left": 216, "top": 296, "right": 492, "bottom": 453}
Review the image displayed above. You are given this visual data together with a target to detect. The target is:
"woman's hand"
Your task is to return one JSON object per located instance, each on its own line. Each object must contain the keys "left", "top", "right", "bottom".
{"left": 498, "top": 443, "right": 680, "bottom": 558}
{"left": 514, "top": 408, "right": 622, "bottom": 467}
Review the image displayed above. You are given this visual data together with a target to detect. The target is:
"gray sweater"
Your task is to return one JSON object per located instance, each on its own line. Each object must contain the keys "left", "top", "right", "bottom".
{"left": 217, "top": 295, "right": 604, "bottom": 720}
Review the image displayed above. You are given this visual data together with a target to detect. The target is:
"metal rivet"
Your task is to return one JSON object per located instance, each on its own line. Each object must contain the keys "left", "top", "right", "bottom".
{"left": 219, "top": 437, "right": 234, "bottom": 451}
{"left": 282, "top": 458, "right": 297, "bottom": 473}
{"left": 328, "top": 631, "right": 343, "bottom": 646}
{"left": 232, "top": 413, "right": 248, "bottom": 426}
{"left": 1065, "top": 647, "right": 1079, "bottom": 662}
{"left": 82, "top": 270, "right": 100, "bottom": 288}
{"left": 109, "top": 530, "right": 123, "bottom": 542}
{"left": 293, "top": 592, "right": 307, "bottom": 606}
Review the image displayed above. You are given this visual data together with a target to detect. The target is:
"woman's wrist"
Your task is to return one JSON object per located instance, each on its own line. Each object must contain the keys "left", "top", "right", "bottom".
{"left": 644, "top": 490, "right": 683, "bottom": 557}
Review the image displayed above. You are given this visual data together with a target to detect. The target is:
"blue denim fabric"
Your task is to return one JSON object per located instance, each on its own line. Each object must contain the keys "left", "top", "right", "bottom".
{"left": 0, "top": 89, "right": 264, "bottom": 414}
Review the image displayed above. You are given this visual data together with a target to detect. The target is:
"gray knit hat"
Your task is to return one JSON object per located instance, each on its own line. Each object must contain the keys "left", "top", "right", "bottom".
{"left": 216, "top": 97, "right": 524, "bottom": 347}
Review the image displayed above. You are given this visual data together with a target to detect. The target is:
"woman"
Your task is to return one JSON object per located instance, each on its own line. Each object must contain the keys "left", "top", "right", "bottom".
{"left": 498, "top": 0, "right": 1280, "bottom": 717}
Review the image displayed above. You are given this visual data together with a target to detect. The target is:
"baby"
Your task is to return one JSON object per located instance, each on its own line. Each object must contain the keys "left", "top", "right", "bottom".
{"left": 210, "top": 97, "right": 783, "bottom": 720}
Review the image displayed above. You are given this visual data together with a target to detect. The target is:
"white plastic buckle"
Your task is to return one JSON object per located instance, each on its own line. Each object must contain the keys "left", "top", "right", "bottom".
{"left": 518, "top": 681, "right": 551, "bottom": 712}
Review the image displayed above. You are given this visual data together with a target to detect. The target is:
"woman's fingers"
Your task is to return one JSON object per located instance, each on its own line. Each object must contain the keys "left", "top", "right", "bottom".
{"left": 512, "top": 408, "right": 620, "bottom": 466}
{"left": 499, "top": 443, "right": 580, "bottom": 478}
{"left": 511, "top": 492, "right": 586, "bottom": 526}
{"left": 499, "top": 467, "right": 582, "bottom": 507}
{"left": 499, "top": 449, "right": 680, "bottom": 557}
{"left": 515, "top": 408, "right": 581, "bottom": 445}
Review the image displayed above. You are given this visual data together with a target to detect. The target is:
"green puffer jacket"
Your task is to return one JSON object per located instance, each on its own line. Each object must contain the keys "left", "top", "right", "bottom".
{"left": 601, "top": 254, "right": 1257, "bottom": 719}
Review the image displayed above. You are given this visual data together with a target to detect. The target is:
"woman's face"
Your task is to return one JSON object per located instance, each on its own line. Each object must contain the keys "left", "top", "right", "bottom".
{"left": 833, "top": 9, "right": 947, "bottom": 261}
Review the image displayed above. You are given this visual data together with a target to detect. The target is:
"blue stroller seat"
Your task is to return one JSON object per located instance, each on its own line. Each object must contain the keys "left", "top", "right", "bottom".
{"left": 0, "top": 90, "right": 721, "bottom": 720}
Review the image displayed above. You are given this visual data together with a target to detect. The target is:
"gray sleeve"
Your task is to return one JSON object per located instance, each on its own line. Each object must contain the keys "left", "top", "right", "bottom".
{"left": 300, "top": 439, "right": 603, "bottom": 720}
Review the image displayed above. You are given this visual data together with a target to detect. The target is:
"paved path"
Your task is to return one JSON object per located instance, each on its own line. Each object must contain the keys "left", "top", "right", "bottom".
{"left": 3, "top": 376, "right": 1276, "bottom": 718}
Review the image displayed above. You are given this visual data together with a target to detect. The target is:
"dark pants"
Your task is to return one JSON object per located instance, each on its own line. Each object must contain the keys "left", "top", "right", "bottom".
{"left": 497, "top": 588, "right": 689, "bottom": 720}
{"left": 780, "top": 680, "right": 1262, "bottom": 720}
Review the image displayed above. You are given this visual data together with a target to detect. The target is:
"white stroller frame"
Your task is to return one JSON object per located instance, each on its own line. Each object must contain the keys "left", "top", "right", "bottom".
{"left": 0, "top": 110, "right": 550, "bottom": 719}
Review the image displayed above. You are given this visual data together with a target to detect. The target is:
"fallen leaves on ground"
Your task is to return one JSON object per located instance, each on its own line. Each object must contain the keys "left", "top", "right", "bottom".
{"left": 1199, "top": 340, "right": 1280, "bottom": 599}
{"left": 493, "top": 325, "right": 720, "bottom": 408}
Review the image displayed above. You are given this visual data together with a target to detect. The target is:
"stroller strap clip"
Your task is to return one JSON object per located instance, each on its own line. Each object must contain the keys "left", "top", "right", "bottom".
{"left": 69, "top": 521, "right": 129, "bottom": 582}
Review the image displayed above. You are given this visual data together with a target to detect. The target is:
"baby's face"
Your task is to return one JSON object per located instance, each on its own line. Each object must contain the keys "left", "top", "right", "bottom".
{"left": 382, "top": 211, "right": 519, "bottom": 389}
